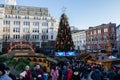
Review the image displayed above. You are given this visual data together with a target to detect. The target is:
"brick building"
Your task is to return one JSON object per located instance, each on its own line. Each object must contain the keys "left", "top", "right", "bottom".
{"left": 86, "top": 23, "right": 117, "bottom": 56}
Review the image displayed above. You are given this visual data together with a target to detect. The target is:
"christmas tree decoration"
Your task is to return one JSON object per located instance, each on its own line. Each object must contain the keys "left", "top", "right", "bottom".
{"left": 54, "top": 13, "right": 74, "bottom": 52}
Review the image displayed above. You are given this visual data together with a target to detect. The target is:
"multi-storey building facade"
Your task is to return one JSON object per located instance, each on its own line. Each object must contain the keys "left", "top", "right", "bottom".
{"left": 72, "top": 30, "right": 86, "bottom": 51}
{"left": 117, "top": 25, "right": 120, "bottom": 56}
{"left": 70, "top": 26, "right": 79, "bottom": 31}
{"left": 0, "top": 0, "right": 58, "bottom": 52}
{"left": 86, "top": 23, "right": 117, "bottom": 55}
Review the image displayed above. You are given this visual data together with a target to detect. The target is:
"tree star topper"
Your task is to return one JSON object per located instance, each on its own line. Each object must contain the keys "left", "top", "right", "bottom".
{"left": 62, "top": 7, "right": 66, "bottom": 13}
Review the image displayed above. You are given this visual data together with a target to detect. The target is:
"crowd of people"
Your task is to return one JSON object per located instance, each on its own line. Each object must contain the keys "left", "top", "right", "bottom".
{"left": 0, "top": 63, "right": 45, "bottom": 80}
{"left": 50, "top": 58, "right": 120, "bottom": 80}
{"left": 1, "top": 57, "right": 120, "bottom": 80}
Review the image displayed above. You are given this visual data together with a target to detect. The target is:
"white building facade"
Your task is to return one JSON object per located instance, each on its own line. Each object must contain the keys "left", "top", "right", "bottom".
{"left": 72, "top": 30, "right": 86, "bottom": 51}
{"left": 0, "top": 0, "right": 58, "bottom": 52}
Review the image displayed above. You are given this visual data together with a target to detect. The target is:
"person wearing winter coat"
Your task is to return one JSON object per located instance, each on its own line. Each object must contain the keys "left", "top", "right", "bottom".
{"left": 91, "top": 69, "right": 103, "bottom": 80}
{"left": 67, "top": 66, "right": 72, "bottom": 80}
{"left": 50, "top": 66, "right": 59, "bottom": 80}
{"left": 5, "top": 67, "right": 16, "bottom": 80}
{"left": 72, "top": 66, "right": 80, "bottom": 80}
{"left": 20, "top": 65, "right": 32, "bottom": 80}
{"left": 0, "top": 63, "right": 12, "bottom": 80}
{"left": 32, "top": 64, "right": 44, "bottom": 80}
{"left": 107, "top": 67, "right": 116, "bottom": 80}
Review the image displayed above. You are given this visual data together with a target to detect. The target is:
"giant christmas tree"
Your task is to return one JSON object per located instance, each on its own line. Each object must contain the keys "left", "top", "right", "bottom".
{"left": 54, "top": 13, "right": 74, "bottom": 52}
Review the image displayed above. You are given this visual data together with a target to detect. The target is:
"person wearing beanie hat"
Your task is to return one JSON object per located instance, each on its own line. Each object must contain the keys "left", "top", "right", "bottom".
{"left": 0, "top": 63, "right": 12, "bottom": 80}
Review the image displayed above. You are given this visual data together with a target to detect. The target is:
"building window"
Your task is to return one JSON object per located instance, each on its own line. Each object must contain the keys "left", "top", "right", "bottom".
{"left": 5, "top": 15, "right": 7, "bottom": 18}
{"left": 94, "top": 30, "right": 96, "bottom": 34}
{"left": 23, "top": 35, "right": 30, "bottom": 40}
{"left": 50, "top": 28, "right": 54, "bottom": 32}
{"left": 104, "top": 35, "right": 108, "bottom": 41}
{"left": 90, "top": 31, "right": 92, "bottom": 35}
{"left": 104, "top": 28, "right": 108, "bottom": 32}
{"left": 51, "top": 23, "right": 54, "bottom": 26}
{"left": 46, "top": 29, "right": 48, "bottom": 33}
{"left": 13, "top": 35, "right": 20, "bottom": 39}
{"left": 7, "top": 5, "right": 12, "bottom": 9}
{"left": 13, "top": 27, "right": 20, "bottom": 32}
{"left": 15, "top": 15, "right": 21, "bottom": 19}
{"left": 32, "top": 35, "right": 39, "bottom": 40}
{"left": 98, "top": 29, "right": 101, "bottom": 34}
{"left": 98, "top": 36, "right": 101, "bottom": 42}
{"left": 3, "top": 35, "right": 10, "bottom": 40}
{"left": 5, "top": 15, "right": 11, "bottom": 18}
{"left": 23, "top": 21, "right": 30, "bottom": 26}
{"left": 42, "top": 29, "right": 48, "bottom": 33}
{"left": 3, "top": 27, "right": 10, "bottom": 32}
{"left": 111, "top": 27, "right": 115, "bottom": 32}
{"left": 32, "top": 28, "right": 39, "bottom": 33}
{"left": 34, "top": 11, "right": 37, "bottom": 15}
{"left": 51, "top": 35, "right": 53, "bottom": 39}
{"left": 17, "top": 10, "right": 19, "bottom": 14}
{"left": 46, "top": 35, "right": 48, "bottom": 39}
{"left": 14, "top": 21, "right": 20, "bottom": 25}
{"left": 34, "top": 16, "right": 38, "bottom": 20}
{"left": 3, "top": 20, "right": 10, "bottom": 25}
{"left": 25, "top": 16, "right": 29, "bottom": 19}
{"left": 42, "top": 35, "right": 48, "bottom": 40}
{"left": 42, "top": 22, "right": 48, "bottom": 26}
{"left": 42, "top": 35, "right": 45, "bottom": 40}
{"left": 33, "top": 22, "right": 39, "bottom": 26}
{"left": 23, "top": 28, "right": 29, "bottom": 33}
